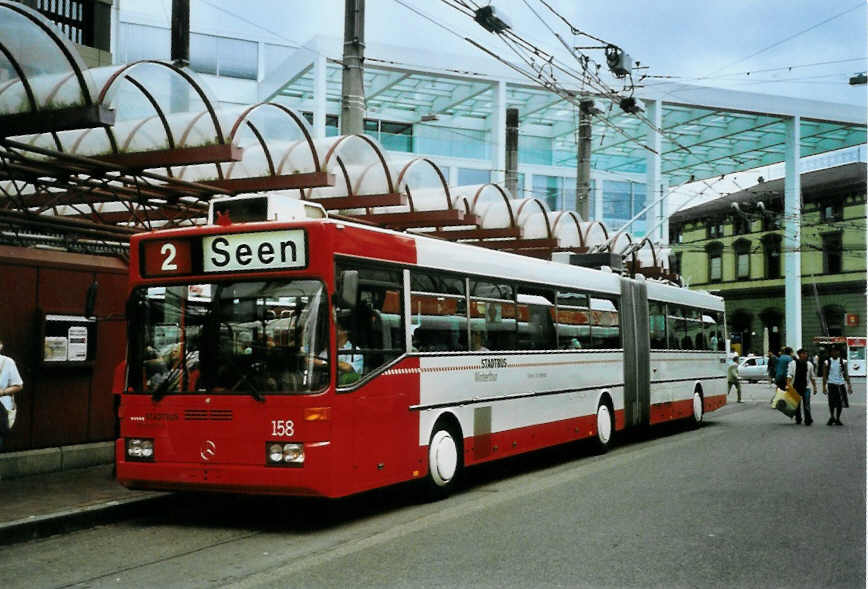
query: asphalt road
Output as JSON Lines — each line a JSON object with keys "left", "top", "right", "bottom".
{"left": 1, "top": 381, "right": 864, "bottom": 589}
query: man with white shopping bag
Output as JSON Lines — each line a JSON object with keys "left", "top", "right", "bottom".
{"left": 786, "top": 348, "right": 817, "bottom": 426}
{"left": 0, "top": 337, "right": 23, "bottom": 451}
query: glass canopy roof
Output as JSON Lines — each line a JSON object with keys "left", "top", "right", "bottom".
{"left": 274, "top": 57, "right": 865, "bottom": 185}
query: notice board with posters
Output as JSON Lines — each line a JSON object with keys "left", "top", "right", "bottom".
{"left": 40, "top": 313, "right": 97, "bottom": 366}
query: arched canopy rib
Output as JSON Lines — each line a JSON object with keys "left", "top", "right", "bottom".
{"left": 550, "top": 210, "right": 584, "bottom": 249}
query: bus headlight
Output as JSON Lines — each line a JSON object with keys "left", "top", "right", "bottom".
{"left": 268, "top": 443, "right": 284, "bottom": 463}
{"left": 126, "top": 438, "right": 155, "bottom": 462}
{"left": 282, "top": 443, "right": 304, "bottom": 464}
{"left": 265, "top": 442, "right": 304, "bottom": 466}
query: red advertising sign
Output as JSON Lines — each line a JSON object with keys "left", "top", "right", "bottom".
{"left": 846, "top": 313, "right": 859, "bottom": 327}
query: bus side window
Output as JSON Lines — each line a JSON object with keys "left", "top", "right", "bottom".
{"left": 335, "top": 261, "right": 405, "bottom": 379}
{"left": 410, "top": 270, "right": 467, "bottom": 352}
{"left": 668, "top": 304, "right": 686, "bottom": 350}
{"left": 685, "top": 307, "right": 703, "bottom": 350}
{"left": 710, "top": 311, "right": 725, "bottom": 350}
{"left": 516, "top": 287, "right": 556, "bottom": 351}
{"left": 556, "top": 291, "right": 590, "bottom": 349}
{"left": 590, "top": 296, "right": 620, "bottom": 349}
{"left": 702, "top": 311, "right": 722, "bottom": 351}
{"left": 470, "top": 279, "right": 516, "bottom": 351}
{"left": 649, "top": 301, "right": 667, "bottom": 349}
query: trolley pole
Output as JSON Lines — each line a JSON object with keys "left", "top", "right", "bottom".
{"left": 170, "top": 0, "right": 190, "bottom": 113}
{"left": 505, "top": 107, "right": 519, "bottom": 198}
{"left": 575, "top": 100, "right": 593, "bottom": 219}
{"left": 341, "top": 0, "right": 366, "bottom": 136}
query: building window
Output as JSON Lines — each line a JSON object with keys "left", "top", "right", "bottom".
{"left": 669, "top": 226, "right": 683, "bottom": 244}
{"left": 822, "top": 232, "right": 843, "bottom": 274}
{"left": 707, "top": 221, "right": 724, "bottom": 239}
{"left": 761, "top": 213, "right": 782, "bottom": 231}
{"left": 732, "top": 214, "right": 750, "bottom": 235}
{"left": 602, "top": 180, "right": 648, "bottom": 236}
{"left": 706, "top": 242, "right": 723, "bottom": 282}
{"left": 733, "top": 239, "right": 751, "bottom": 279}
{"left": 119, "top": 23, "right": 170, "bottom": 62}
{"left": 190, "top": 33, "right": 258, "bottom": 80}
{"left": 820, "top": 201, "right": 843, "bottom": 222}
{"left": 762, "top": 234, "right": 781, "bottom": 279}
{"left": 533, "top": 175, "right": 563, "bottom": 210}
{"left": 364, "top": 119, "right": 413, "bottom": 152}
{"left": 671, "top": 252, "right": 682, "bottom": 275}
{"left": 518, "top": 134, "right": 554, "bottom": 165}
{"left": 822, "top": 305, "right": 845, "bottom": 337}
{"left": 457, "top": 168, "right": 491, "bottom": 185}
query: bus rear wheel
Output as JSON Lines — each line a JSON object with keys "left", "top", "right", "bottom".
{"left": 425, "top": 425, "right": 462, "bottom": 499}
{"left": 691, "top": 391, "right": 704, "bottom": 428}
{"left": 594, "top": 402, "right": 614, "bottom": 453}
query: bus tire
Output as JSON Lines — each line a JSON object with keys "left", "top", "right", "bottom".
{"left": 593, "top": 400, "right": 614, "bottom": 453}
{"left": 690, "top": 389, "right": 704, "bottom": 428}
{"left": 425, "top": 421, "right": 462, "bottom": 499}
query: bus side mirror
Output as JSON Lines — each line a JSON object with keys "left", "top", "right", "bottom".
{"left": 125, "top": 291, "right": 145, "bottom": 321}
{"left": 338, "top": 270, "right": 359, "bottom": 309}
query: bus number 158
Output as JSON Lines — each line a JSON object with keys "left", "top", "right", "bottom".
{"left": 271, "top": 420, "right": 295, "bottom": 437}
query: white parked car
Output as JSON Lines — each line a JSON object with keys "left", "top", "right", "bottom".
{"left": 737, "top": 355, "right": 769, "bottom": 383}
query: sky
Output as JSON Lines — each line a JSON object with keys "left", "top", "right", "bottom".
{"left": 183, "top": 0, "right": 868, "bottom": 107}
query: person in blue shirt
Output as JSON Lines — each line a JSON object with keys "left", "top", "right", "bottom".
{"left": 774, "top": 346, "right": 793, "bottom": 391}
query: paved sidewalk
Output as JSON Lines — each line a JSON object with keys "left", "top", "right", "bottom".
{"left": 0, "top": 464, "right": 167, "bottom": 545}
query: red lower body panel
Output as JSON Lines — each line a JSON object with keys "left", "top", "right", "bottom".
{"left": 461, "top": 414, "right": 598, "bottom": 468}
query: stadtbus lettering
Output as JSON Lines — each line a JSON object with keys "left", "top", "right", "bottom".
{"left": 481, "top": 357, "right": 508, "bottom": 369}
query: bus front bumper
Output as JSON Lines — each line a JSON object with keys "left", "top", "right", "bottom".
{"left": 115, "top": 440, "right": 336, "bottom": 497}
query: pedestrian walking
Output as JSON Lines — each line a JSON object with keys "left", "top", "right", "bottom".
{"left": 727, "top": 354, "right": 743, "bottom": 402}
{"left": 774, "top": 346, "right": 793, "bottom": 391}
{"left": 0, "top": 337, "right": 24, "bottom": 451}
{"left": 786, "top": 348, "right": 816, "bottom": 425}
{"left": 767, "top": 350, "right": 778, "bottom": 384}
{"left": 822, "top": 346, "right": 853, "bottom": 426}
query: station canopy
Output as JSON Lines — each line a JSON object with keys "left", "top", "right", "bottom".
{"left": 268, "top": 37, "right": 866, "bottom": 184}
{"left": 0, "top": 4, "right": 864, "bottom": 273}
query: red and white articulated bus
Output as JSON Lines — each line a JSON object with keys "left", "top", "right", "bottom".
{"left": 116, "top": 196, "right": 727, "bottom": 498}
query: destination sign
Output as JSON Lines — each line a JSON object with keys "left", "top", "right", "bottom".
{"left": 202, "top": 229, "right": 307, "bottom": 273}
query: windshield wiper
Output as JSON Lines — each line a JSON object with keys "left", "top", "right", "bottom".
{"left": 220, "top": 355, "right": 265, "bottom": 402}
{"left": 237, "top": 370, "right": 265, "bottom": 403}
{"left": 151, "top": 367, "right": 178, "bottom": 402}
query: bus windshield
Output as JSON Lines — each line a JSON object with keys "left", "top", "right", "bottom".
{"left": 127, "top": 280, "right": 330, "bottom": 397}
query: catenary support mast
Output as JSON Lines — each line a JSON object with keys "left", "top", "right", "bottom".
{"left": 784, "top": 115, "right": 802, "bottom": 349}
{"left": 341, "top": 0, "right": 366, "bottom": 135}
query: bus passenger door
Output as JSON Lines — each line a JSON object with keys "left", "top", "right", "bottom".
{"left": 336, "top": 262, "right": 410, "bottom": 491}
{"left": 621, "top": 279, "right": 650, "bottom": 427}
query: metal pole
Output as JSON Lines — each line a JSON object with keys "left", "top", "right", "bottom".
{"left": 170, "top": 0, "right": 189, "bottom": 67}
{"left": 505, "top": 107, "right": 519, "bottom": 198}
{"left": 784, "top": 115, "right": 802, "bottom": 349}
{"left": 341, "top": 0, "right": 366, "bottom": 135}
{"left": 170, "top": 0, "right": 190, "bottom": 114}
{"left": 575, "top": 99, "right": 593, "bottom": 219}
